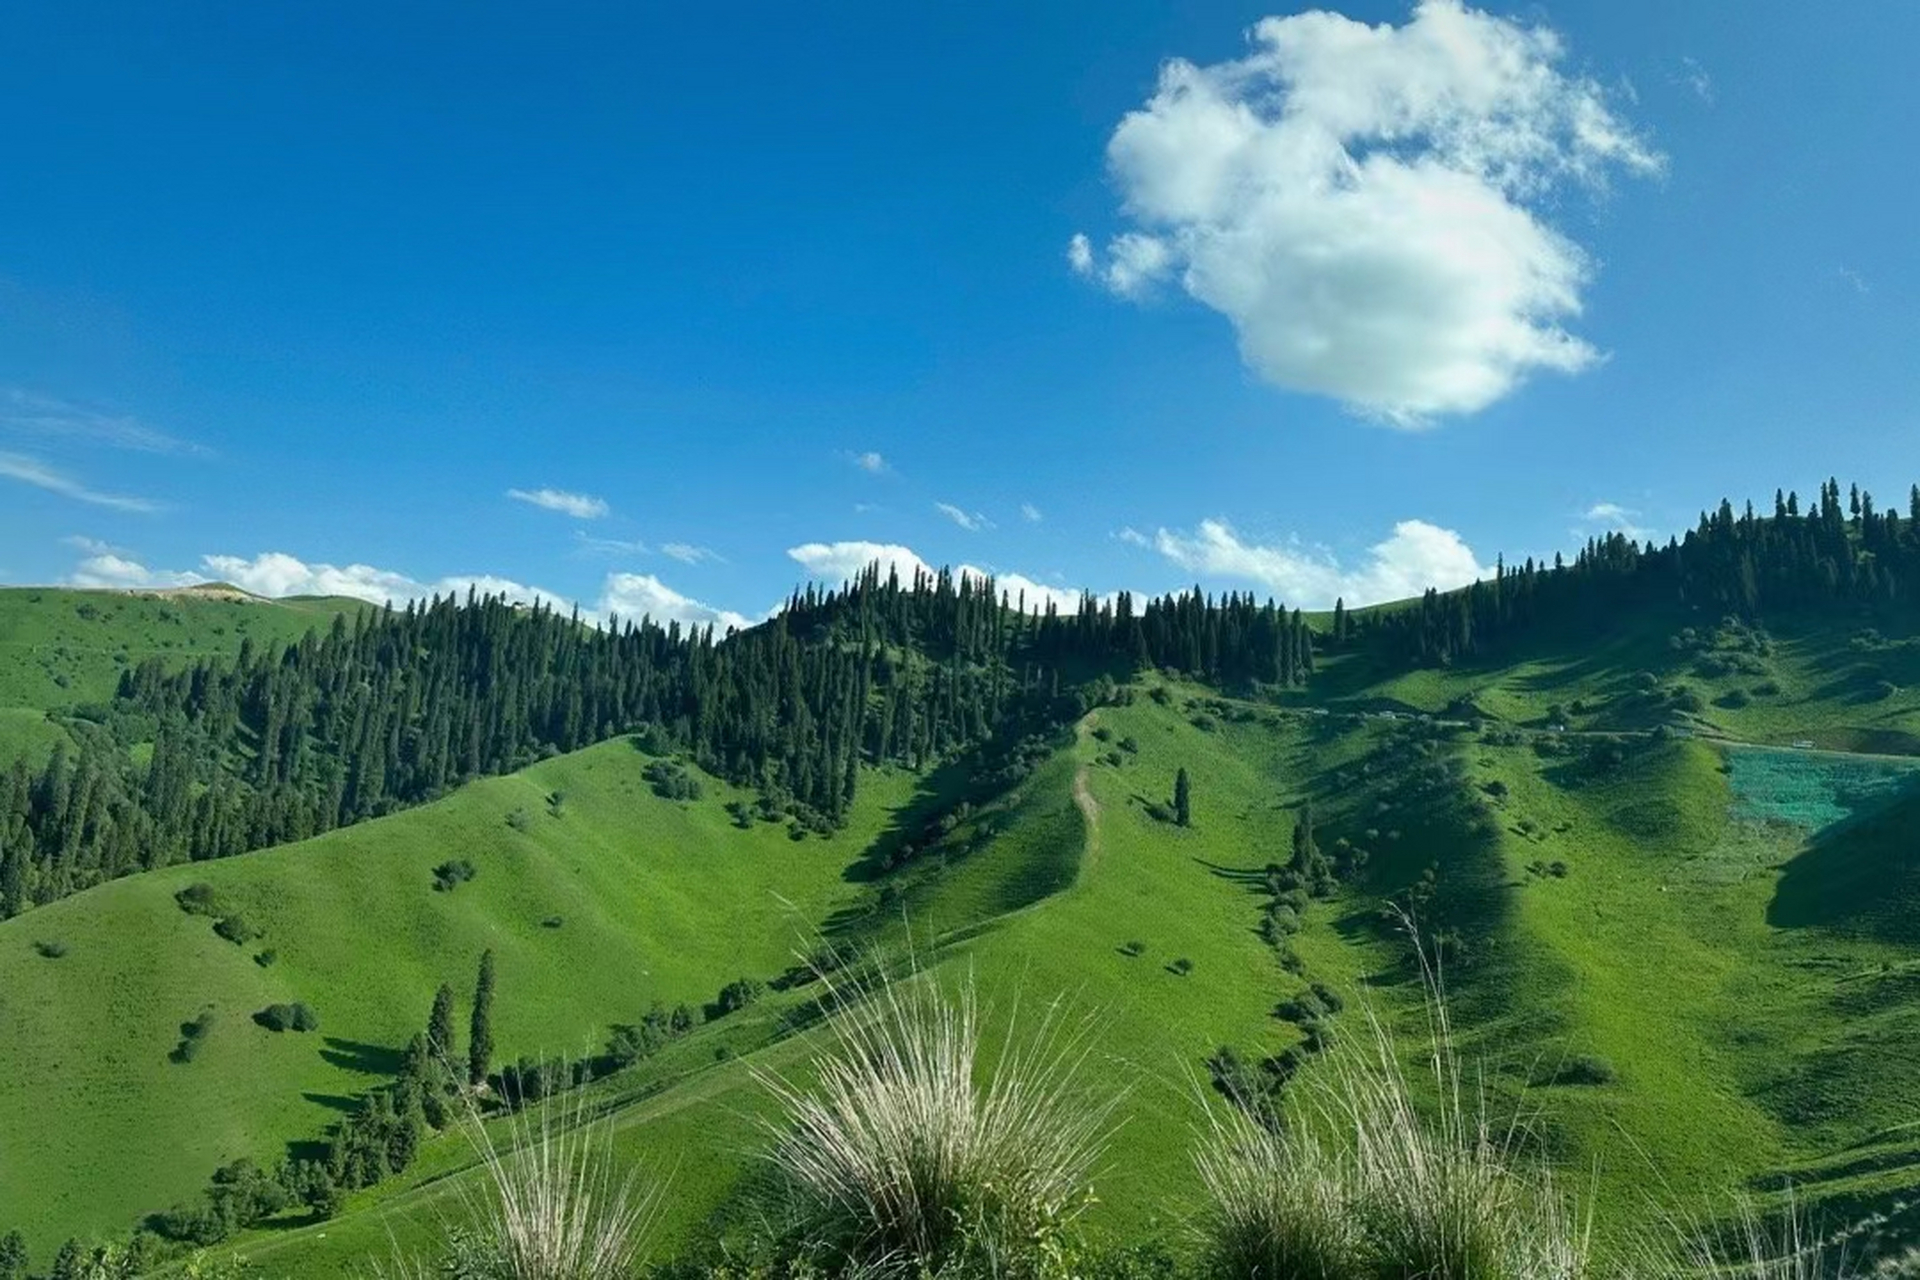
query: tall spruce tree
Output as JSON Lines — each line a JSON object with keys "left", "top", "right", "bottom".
{"left": 426, "top": 982, "right": 457, "bottom": 1064}
{"left": 0, "top": 1231, "right": 27, "bottom": 1280}
{"left": 469, "top": 950, "right": 496, "bottom": 1087}
{"left": 1174, "top": 767, "right": 1192, "bottom": 828}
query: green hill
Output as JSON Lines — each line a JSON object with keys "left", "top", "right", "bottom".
{"left": 0, "top": 735, "right": 934, "bottom": 1254}
{"left": 0, "top": 586, "right": 361, "bottom": 761}
{"left": 11, "top": 493, "right": 1920, "bottom": 1273}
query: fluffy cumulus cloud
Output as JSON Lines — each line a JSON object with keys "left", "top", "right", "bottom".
{"left": 788, "top": 540, "right": 933, "bottom": 587}
{"left": 1073, "top": 0, "right": 1661, "bottom": 424}
{"left": 69, "top": 554, "right": 205, "bottom": 590}
{"left": 597, "top": 572, "right": 752, "bottom": 632}
{"left": 73, "top": 549, "right": 572, "bottom": 609}
{"left": 507, "top": 487, "right": 610, "bottom": 519}
{"left": 849, "top": 450, "right": 890, "bottom": 474}
{"left": 65, "top": 546, "right": 759, "bottom": 634}
{"left": 786, "top": 541, "right": 1088, "bottom": 614}
{"left": 1150, "top": 518, "right": 1492, "bottom": 607}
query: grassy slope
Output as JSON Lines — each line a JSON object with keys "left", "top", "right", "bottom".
{"left": 13, "top": 591, "right": 1920, "bottom": 1269}
{"left": 0, "top": 736, "right": 931, "bottom": 1254}
{"left": 0, "top": 586, "right": 360, "bottom": 761}
{"left": 221, "top": 690, "right": 1363, "bottom": 1273}
{"left": 1310, "top": 611, "right": 1920, "bottom": 752}
{"left": 231, "top": 679, "right": 1920, "bottom": 1274}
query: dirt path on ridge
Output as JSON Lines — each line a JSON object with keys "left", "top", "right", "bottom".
{"left": 1073, "top": 712, "right": 1102, "bottom": 870}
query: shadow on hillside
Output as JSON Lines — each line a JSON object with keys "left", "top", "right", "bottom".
{"left": 301, "top": 1090, "right": 361, "bottom": 1114}
{"left": 840, "top": 756, "right": 974, "bottom": 887}
{"left": 1768, "top": 787, "right": 1920, "bottom": 944}
{"left": 319, "top": 1036, "right": 402, "bottom": 1076}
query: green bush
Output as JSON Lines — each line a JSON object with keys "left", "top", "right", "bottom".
{"left": 213, "top": 914, "right": 262, "bottom": 946}
{"left": 174, "top": 883, "right": 222, "bottom": 917}
{"left": 432, "top": 858, "right": 478, "bottom": 892}
{"left": 32, "top": 939, "right": 67, "bottom": 959}
{"left": 171, "top": 1010, "right": 216, "bottom": 1064}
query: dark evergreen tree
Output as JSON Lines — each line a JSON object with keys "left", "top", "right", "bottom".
{"left": 426, "top": 982, "right": 457, "bottom": 1064}
{"left": 48, "top": 1238, "right": 83, "bottom": 1280}
{"left": 1174, "top": 767, "right": 1192, "bottom": 828}
{"left": 0, "top": 1231, "right": 25, "bottom": 1280}
{"left": 469, "top": 949, "right": 496, "bottom": 1087}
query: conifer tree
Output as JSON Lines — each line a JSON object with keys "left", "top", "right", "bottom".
{"left": 0, "top": 1231, "right": 27, "bottom": 1280}
{"left": 427, "top": 982, "right": 457, "bottom": 1064}
{"left": 1174, "top": 767, "right": 1192, "bottom": 828}
{"left": 468, "top": 949, "right": 496, "bottom": 1087}
{"left": 48, "top": 1239, "right": 82, "bottom": 1280}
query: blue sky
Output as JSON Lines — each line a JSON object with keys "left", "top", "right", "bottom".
{"left": 2, "top": 0, "right": 1915, "bottom": 627}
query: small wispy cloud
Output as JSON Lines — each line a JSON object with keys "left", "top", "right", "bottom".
{"left": 1115, "top": 527, "right": 1150, "bottom": 548}
{"left": 1066, "top": 234, "right": 1094, "bottom": 275}
{"left": 1675, "top": 56, "right": 1714, "bottom": 104}
{"left": 63, "top": 534, "right": 125, "bottom": 556}
{"left": 0, "top": 452, "right": 161, "bottom": 512}
{"left": 1582, "top": 501, "right": 1651, "bottom": 542}
{"left": 935, "top": 502, "right": 993, "bottom": 532}
{"left": 1837, "top": 266, "right": 1871, "bottom": 296}
{"left": 2, "top": 389, "right": 211, "bottom": 457}
{"left": 1020, "top": 502, "right": 1043, "bottom": 523}
{"left": 508, "top": 487, "right": 610, "bottom": 519}
{"left": 661, "top": 542, "right": 723, "bottom": 565}
{"left": 849, "top": 450, "right": 890, "bottom": 475}
{"left": 574, "top": 531, "right": 648, "bottom": 557}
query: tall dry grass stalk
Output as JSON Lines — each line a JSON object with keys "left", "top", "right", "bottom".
{"left": 1195, "top": 921, "right": 1595, "bottom": 1280}
{"left": 756, "top": 971, "right": 1118, "bottom": 1276}
{"left": 376, "top": 1079, "right": 659, "bottom": 1280}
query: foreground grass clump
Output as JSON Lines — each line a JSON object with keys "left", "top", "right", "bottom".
{"left": 755, "top": 975, "right": 1117, "bottom": 1278}
{"left": 379, "top": 1087, "right": 658, "bottom": 1280}
{"left": 1193, "top": 976, "right": 1859, "bottom": 1280}
{"left": 1196, "top": 994, "right": 1589, "bottom": 1280}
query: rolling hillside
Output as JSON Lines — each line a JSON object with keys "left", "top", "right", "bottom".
{"left": 7, "top": 568, "right": 1920, "bottom": 1272}
{"left": 0, "top": 586, "right": 362, "bottom": 763}
{"left": 218, "top": 676, "right": 1920, "bottom": 1275}
{"left": 0, "top": 735, "right": 934, "bottom": 1254}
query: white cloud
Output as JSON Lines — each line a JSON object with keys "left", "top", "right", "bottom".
{"left": 68, "top": 548, "right": 572, "bottom": 610}
{"left": 849, "top": 450, "right": 890, "bottom": 474}
{"left": 786, "top": 540, "right": 1089, "bottom": 614}
{"left": 1076, "top": 0, "right": 1661, "bottom": 424}
{"left": 1581, "top": 501, "right": 1650, "bottom": 542}
{"left": 789, "top": 540, "right": 933, "bottom": 586}
{"left": 575, "top": 531, "right": 649, "bottom": 556}
{"left": 1676, "top": 56, "right": 1714, "bottom": 105}
{"left": 507, "top": 487, "right": 611, "bottom": 519}
{"left": 3, "top": 389, "right": 210, "bottom": 456}
{"left": 1066, "top": 233, "right": 1094, "bottom": 274}
{"left": 1152, "top": 517, "right": 1492, "bottom": 607}
{"left": 1837, "top": 266, "right": 1871, "bottom": 297}
{"left": 935, "top": 502, "right": 994, "bottom": 532}
{"left": 598, "top": 573, "right": 752, "bottom": 632}
{"left": 1021, "top": 502, "right": 1044, "bottom": 523}
{"left": 1115, "top": 526, "right": 1151, "bottom": 548}
{"left": 64, "top": 543, "right": 765, "bottom": 634}
{"left": 661, "top": 542, "right": 722, "bottom": 565}
{"left": 0, "top": 451, "right": 161, "bottom": 512}
{"left": 69, "top": 554, "right": 206, "bottom": 590}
